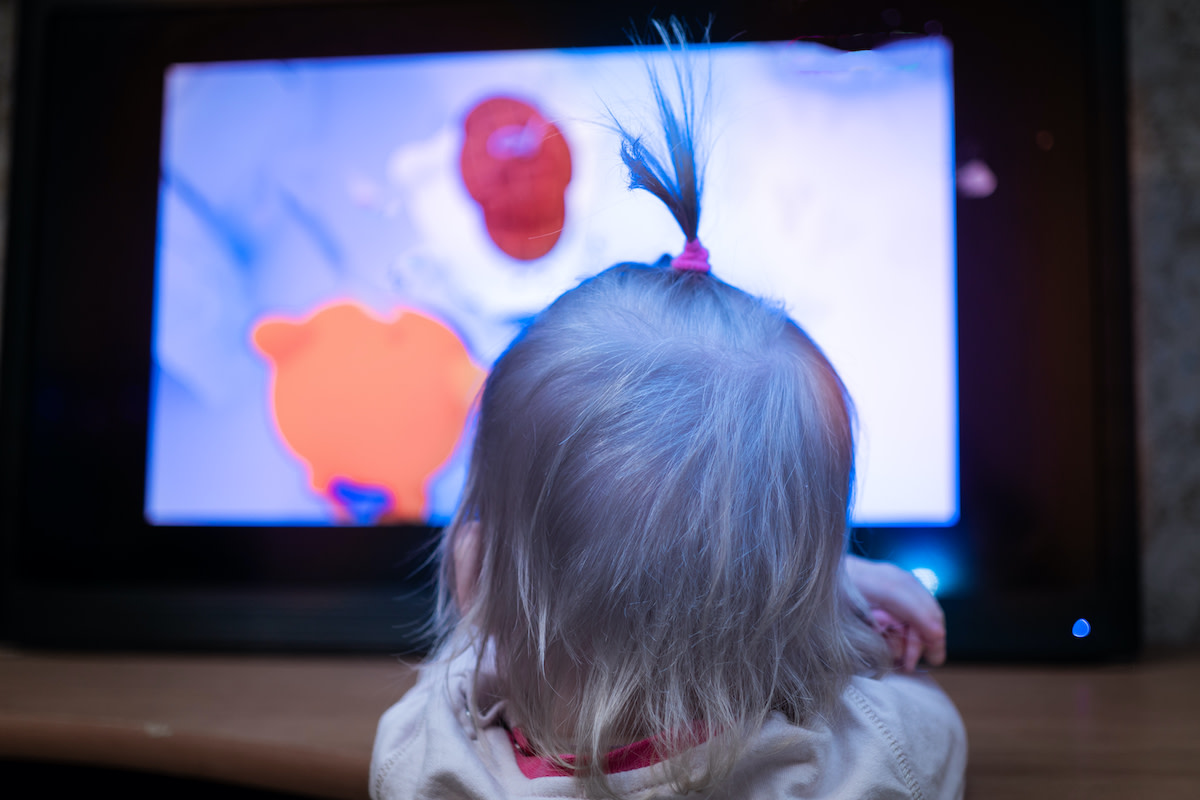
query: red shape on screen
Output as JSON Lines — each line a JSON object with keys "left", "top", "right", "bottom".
{"left": 460, "top": 96, "right": 572, "bottom": 261}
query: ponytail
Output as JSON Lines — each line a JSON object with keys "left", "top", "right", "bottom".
{"left": 614, "top": 19, "right": 709, "bottom": 252}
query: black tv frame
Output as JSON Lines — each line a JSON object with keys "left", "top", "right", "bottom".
{"left": 1, "top": 0, "right": 1137, "bottom": 658}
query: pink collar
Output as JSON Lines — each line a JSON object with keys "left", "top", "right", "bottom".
{"left": 509, "top": 726, "right": 698, "bottom": 779}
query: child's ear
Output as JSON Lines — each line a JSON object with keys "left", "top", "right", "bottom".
{"left": 452, "top": 520, "right": 482, "bottom": 610}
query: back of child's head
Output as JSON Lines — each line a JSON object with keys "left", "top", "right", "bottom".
{"left": 438, "top": 20, "right": 888, "bottom": 795}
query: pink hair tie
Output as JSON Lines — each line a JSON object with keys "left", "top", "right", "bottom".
{"left": 671, "top": 238, "right": 710, "bottom": 273}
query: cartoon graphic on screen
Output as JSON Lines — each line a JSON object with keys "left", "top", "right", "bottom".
{"left": 252, "top": 302, "right": 485, "bottom": 524}
{"left": 146, "top": 41, "right": 959, "bottom": 528}
{"left": 460, "top": 96, "right": 572, "bottom": 261}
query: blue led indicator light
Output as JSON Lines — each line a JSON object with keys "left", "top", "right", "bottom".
{"left": 1072, "top": 618, "right": 1091, "bottom": 638}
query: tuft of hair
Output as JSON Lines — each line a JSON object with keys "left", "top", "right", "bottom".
{"left": 612, "top": 17, "right": 708, "bottom": 242}
{"left": 437, "top": 264, "right": 890, "bottom": 796}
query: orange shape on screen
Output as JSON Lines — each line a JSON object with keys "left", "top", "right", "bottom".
{"left": 252, "top": 302, "right": 485, "bottom": 523}
{"left": 460, "top": 96, "right": 572, "bottom": 261}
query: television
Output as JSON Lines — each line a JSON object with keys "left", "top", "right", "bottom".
{"left": 1, "top": 0, "right": 1137, "bottom": 658}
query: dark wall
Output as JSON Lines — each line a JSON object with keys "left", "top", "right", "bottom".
{"left": 1128, "top": 2, "right": 1200, "bottom": 646}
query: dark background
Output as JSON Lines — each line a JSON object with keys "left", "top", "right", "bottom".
{"left": 0, "top": 0, "right": 1193, "bottom": 651}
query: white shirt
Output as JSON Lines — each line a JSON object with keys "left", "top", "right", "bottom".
{"left": 371, "top": 646, "right": 966, "bottom": 800}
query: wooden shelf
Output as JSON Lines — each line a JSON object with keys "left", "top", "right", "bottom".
{"left": 3, "top": 646, "right": 1199, "bottom": 799}
{"left": 937, "top": 651, "right": 1200, "bottom": 799}
{"left": 0, "top": 648, "right": 417, "bottom": 800}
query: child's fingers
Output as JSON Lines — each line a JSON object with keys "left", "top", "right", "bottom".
{"left": 881, "top": 619, "right": 932, "bottom": 673}
{"left": 853, "top": 558, "right": 946, "bottom": 665}
{"left": 903, "top": 611, "right": 945, "bottom": 669}
{"left": 892, "top": 571, "right": 944, "bottom": 638}
{"left": 922, "top": 623, "right": 947, "bottom": 667}
{"left": 903, "top": 627, "right": 923, "bottom": 672}
{"left": 856, "top": 561, "right": 947, "bottom": 669}
{"left": 871, "top": 610, "right": 908, "bottom": 666}
{"left": 905, "top": 598, "right": 946, "bottom": 668}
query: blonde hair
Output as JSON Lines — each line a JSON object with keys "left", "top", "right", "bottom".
{"left": 436, "top": 20, "right": 889, "bottom": 797}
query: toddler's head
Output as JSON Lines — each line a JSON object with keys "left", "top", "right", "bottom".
{"left": 438, "top": 24, "right": 887, "bottom": 793}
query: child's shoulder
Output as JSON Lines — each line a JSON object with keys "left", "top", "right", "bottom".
{"left": 846, "top": 670, "right": 966, "bottom": 740}
{"left": 839, "top": 671, "right": 967, "bottom": 799}
{"left": 644, "top": 672, "right": 966, "bottom": 800}
{"left": 370, "top": 653, "right": 966, "bottom": 800}
{"left": 738, "top": 671, "right": 966, "bottom": 800}
{"left": 369, "top": 648, "right": 507, "bottom": 800}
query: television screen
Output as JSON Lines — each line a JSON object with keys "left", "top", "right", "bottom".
{"left": 146, "top": 40, "right": 958, "bottom": 530}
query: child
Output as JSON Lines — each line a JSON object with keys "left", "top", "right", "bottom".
{"left": 371, "top": 25, "right": 966, "bottom": 800}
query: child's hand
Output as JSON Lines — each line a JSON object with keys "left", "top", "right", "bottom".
{"left": 845, "top": 555, "right": 946, "bottom": 671}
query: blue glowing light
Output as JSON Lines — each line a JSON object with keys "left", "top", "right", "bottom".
{"left": 891, "top": 548, "right": 960, "bottom": 597}
{"left": 911, "top": 567, "right": 940, "bottom": 596}
{"left": 1072, "top": 618, "right": 1091, "bottom": 638}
